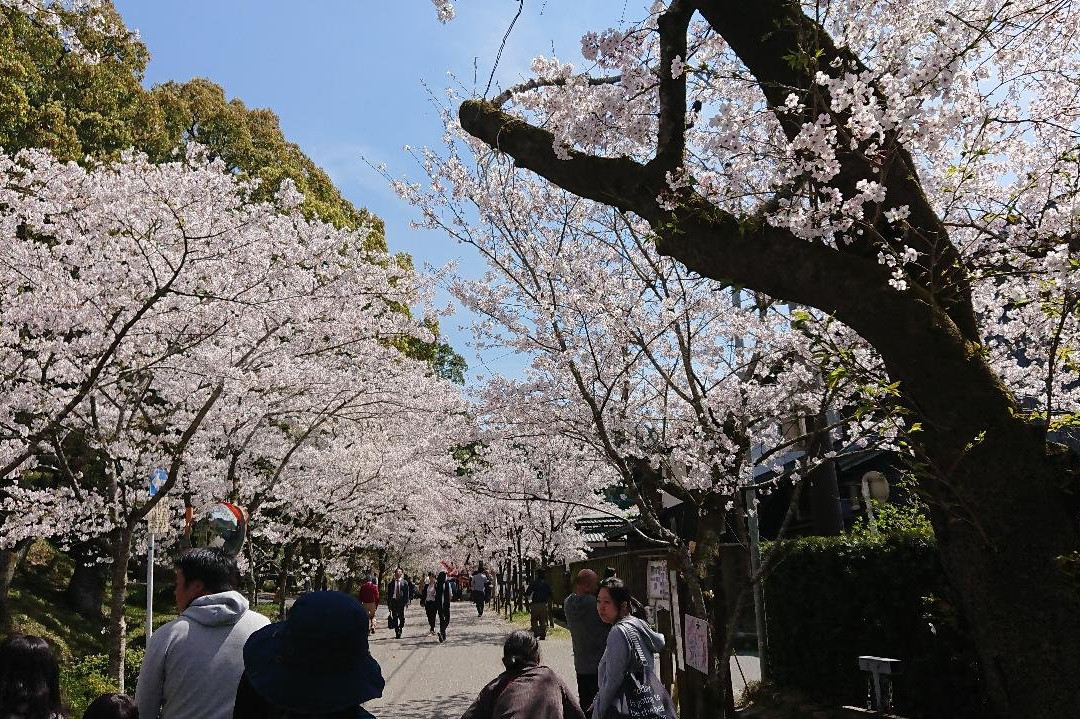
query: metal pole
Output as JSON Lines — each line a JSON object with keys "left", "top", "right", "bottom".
{"left": 146, "top": 531, "right": 154, "bottom": 640}
{"left": 746, "top": 487, "right": 768, "bottom": 682}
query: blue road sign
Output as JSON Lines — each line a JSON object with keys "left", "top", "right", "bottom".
{"left": 149, "top": 468, "right": 168, "bottom": 497}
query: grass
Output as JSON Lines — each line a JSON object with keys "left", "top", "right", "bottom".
{"left": 6, "top": 541, "right": 179, "bottom": 661}
{"left": 501, "top": 608, "right": 571, "bottom": 640}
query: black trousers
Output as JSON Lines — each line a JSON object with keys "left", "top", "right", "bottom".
{"left": 471, "top": 589, "right": 486, "bottom": 616}
{"left": 576, "top": 672, "right": 599, "bottom": 717}
{"left": 438, "top": 602, "right": 450, "bottom": 634}
{"left": 389, "top": 600, "right": 406, "bottom": 633}
{"left": 425, "top": 601, "right": 438, "bottom": 630}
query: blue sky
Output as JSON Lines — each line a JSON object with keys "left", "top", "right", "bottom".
{"left": 111, "top": 1, "right": 643, "bottom": 383}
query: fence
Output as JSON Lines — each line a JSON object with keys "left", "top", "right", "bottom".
{"left": 546, "top": 549, "right": 671, "bottom": 616}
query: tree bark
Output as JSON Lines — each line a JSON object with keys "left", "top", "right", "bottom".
{"left": 0, "top": 539, "right": 32, "bottom": 629}
{"left": 276, "top": 542, "right": 295, "bottom": 620}
{"left": 64, "top": 539, "right": 109, "bottom": 622}
{"left": 106, "top": 524, "right": 134, "bottom": 689}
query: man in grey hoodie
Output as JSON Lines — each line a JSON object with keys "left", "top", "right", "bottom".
{"left": 563, "top": 569, "right": 610, "bottom": 716}
{"left": 135, "top": 548, "right": 269, "bottom": 719}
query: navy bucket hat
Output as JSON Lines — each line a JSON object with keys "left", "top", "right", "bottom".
{"left": 243, "top": 591, "right": 385, "bottom": 714}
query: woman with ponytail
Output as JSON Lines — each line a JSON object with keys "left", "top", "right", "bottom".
{"left": 459, "top": 631, "right": 584, "bottom": 719}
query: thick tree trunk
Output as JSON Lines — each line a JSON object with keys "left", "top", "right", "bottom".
{"left": 275, "top": 543, "right": 295, "bottom": 619}
{"left": 686, "top": 506, "right": 727, "bottom": 718}
{"left": 106, "top": 524, "right": 134, "bottom": 688}
{"left": 0, "top": 539, "right": 32, "bottom": 628}
{"left": 921, "top": 428, "right": 1080, "bottom": 718}
{"left": 64, "top": 539, "right": 109, "bottom": 622}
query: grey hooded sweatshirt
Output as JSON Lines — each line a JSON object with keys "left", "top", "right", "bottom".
{"left": 135, "top": 591, "right": 269, "bottom": 719}
{"left": 592, "top": 615, "right": 666, "bottom": 719}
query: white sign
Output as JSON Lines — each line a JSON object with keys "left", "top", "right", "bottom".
{"left": 684, "top": 614, "right": 709, "bottom": 674}
{"left": 647, "top": 560, "right": 670, "bottom": 600}
{"left": 146, "top": 502, "right": 170, "bottom": 534}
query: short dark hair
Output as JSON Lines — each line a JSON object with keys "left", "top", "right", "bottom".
{"left": 174, "top": 548, "right": 237, "bottom": 593}
{"left": 83, "top": 693, "right": 138, "bottom": 719}
{"left": 0, "top": 634, "right": 66, "bottom": 718}
{"left": 502, "top": 630, "right": 540, "bottom": 672}
{"left": 603, "top": 566, "right": 617, "bottom": 579}
{"left": 599, "top": 577, "right": 632, "bottom": 613}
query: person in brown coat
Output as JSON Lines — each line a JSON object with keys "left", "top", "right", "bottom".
{"left": 460, "top": 631, "right": 585, "bottom": 719}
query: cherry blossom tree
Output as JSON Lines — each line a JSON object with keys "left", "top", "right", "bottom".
{"left": 394, "top": 121, "right": 897, "bottom": 710}
{"left": 444, "top": 2, "right": 1080, "bottom": 715}
{"left": 0, "top": 146, "right": 460, "bottom": 684}
{"left": 456, "top": 436, "right": 619, "bottom": 602}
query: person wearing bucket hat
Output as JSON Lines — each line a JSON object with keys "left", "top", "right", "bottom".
{"left": 233, "top": 592, "right": 385, "bottom": 719}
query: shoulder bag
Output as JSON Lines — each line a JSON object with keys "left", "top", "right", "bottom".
{"left": 604, "top": 623, "right": 676, "bottom": 719}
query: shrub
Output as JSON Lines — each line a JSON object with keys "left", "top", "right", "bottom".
{"left": 61, "top": 648, "right": 144, "bottom": 717}
{"left": 762, "top": 527, "right": 986, "bottom": 718}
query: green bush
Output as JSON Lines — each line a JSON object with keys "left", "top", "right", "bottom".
{"left": 60, "top": 647, "right": 144, "bottom": 717}
{"left": 762, "top": 526, "right": 986, "bottom": 718}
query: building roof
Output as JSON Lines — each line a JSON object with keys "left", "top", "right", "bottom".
{"left": 575, "top": 513, "right": 637, "bottom": 544}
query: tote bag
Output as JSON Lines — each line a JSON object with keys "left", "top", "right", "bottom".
{"left": 605, "top": 623, "right": 677, "bottom": 719}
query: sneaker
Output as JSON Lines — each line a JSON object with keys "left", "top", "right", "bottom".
{"left": 438, "top": 631, "right": 445, "bottom": 642}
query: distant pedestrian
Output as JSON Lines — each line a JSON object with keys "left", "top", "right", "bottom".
{"left": 526, "top": 570, "right": 552, "bottom": 640}
{"left": 83, "top": 693, "right": 138, "bottom": 719}
{"left": 233, "top": 591, "right": 384, "bottom": 718}
{"left": 592, "top": 578, "right": 674, "bottom": 719}
{"left": 460, "top": 631, "right": 584, "bottom": 719}
{"left": 562, "top": 569, "right": 609, "bottom": 716}
{"left": 422, "top": 572, "right": 439, "bottom": 635}
{"left": 434, "top": 571, "right": 452, "bottom": 643}
{"left": 0, "top": 634, "right": 68, "bottom": 719}
{"left": 358, "top": 575, "right": 380, "bottom": 635}
{"left": 386, "top": 568, "right": 410, "bottom": 639}
{"left": 136, "top": 548, "right": 269, "bottom": 719}
{"left": 471, "top": 567, "right": 489, "bottom": 617}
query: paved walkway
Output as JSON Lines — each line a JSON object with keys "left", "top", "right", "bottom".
{"left": 364, "top": 601, "right": 572, "bottom": 718}
{"left": 363, "top": 601, "right": 760, "bottom": 719}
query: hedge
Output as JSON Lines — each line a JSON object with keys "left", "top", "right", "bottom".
{"left": 762, "top": 529, "right": 986, "bottom": 718}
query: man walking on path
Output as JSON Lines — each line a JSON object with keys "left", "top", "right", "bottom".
{"left": 358, "top": 573, "right": 380, "bottom": 634}
{"left": 135, "top": 548, "right": 269, "bottom": 719}
{"left": 422, "top": 571, "right": 439, "bottom": 635}
{"left": 387, "top": 568, "right": 410, "bottom": 639}
{"left": 562, "top": 569, "right": 610, "bottom": 716}
{"left": 471, "top": 566, "right": 489, "bottom": 617}
{"left": 527, "top": 569, "right": 553, "bottom": 640}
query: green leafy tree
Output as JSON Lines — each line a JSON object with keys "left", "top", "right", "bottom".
{"left": 0, "top": 2, "right": 381, "bottom": 246}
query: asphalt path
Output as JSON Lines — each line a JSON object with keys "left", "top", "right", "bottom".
{"left": 362, "top": 600, "right": 760, "bottom": 719}
{"left": 363, "top": 600, "right": 572, "bottom": 719}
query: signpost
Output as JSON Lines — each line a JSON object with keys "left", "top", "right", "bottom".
{"left": 146, "top": 468, "right": 168, "bottom": 640}
{"left": 669, "top": 569, "right": 684, "bottom": 671}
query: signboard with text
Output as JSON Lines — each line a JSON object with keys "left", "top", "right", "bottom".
{"left": 647, "top": 559, "right": 670, "bottom": 600}
{"left": 684, "top": 614, "right": 709, "bottom": 674}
